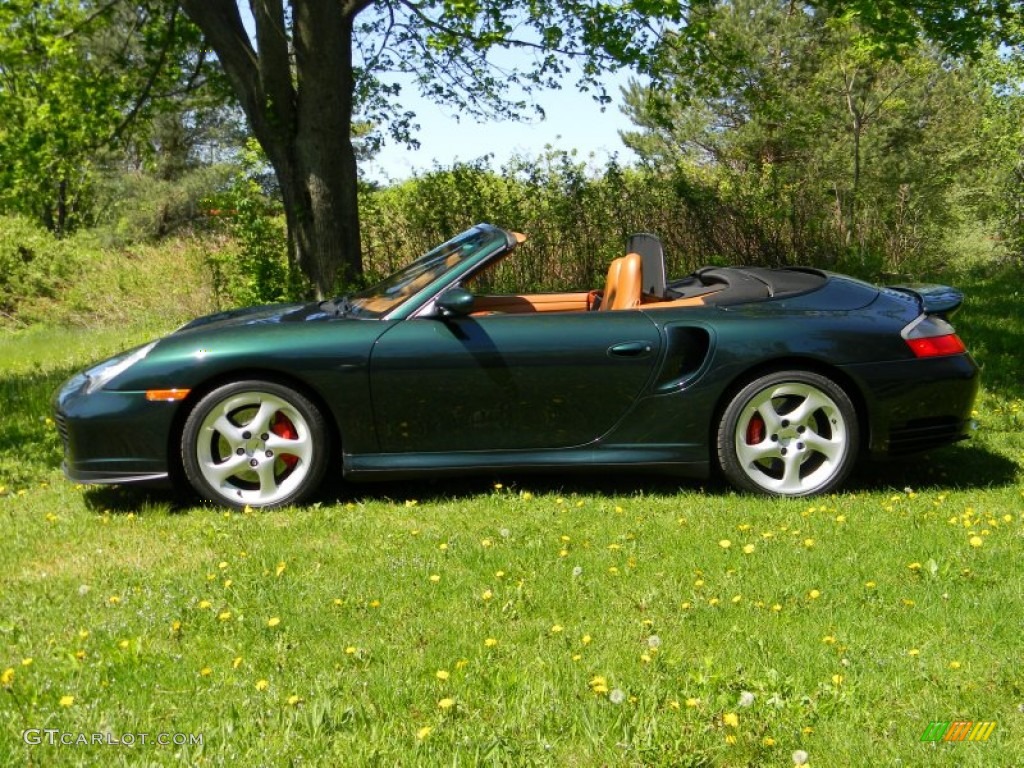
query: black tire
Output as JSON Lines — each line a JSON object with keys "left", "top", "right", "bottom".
{"left": 717, "top": 370, "right": 859, "bottom": 497}
{"left": 181, "top": 380, "right": 329, "bottom": 509}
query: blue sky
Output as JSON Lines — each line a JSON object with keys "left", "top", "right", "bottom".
{"left": 363, "top": 71, "right": 640, "bottom": 182}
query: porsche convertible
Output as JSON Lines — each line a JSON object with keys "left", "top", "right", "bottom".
{"left": 54, "top": 223, "right": 979, "bottom": 508}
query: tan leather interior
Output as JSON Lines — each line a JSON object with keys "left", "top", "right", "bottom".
{"left": 600, "top": 252, "right": 643, "bottom": 311}
{"left": 599, "top": 257, "right": 624, "bottom": 311}
{"left": 643, "top": 289, "right": 723, "bottom": 308}
{"left": 471, "top": 292, "right": 591, "bottom": 315}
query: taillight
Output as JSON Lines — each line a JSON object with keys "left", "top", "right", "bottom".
{"left": 902, "top": 315, "right": 967, "bottom": 358}
{"left": 906, "top": 334, "right": 966, "bottom": 358}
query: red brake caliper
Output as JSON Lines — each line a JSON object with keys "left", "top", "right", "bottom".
{"left": 270, "top": 412, "right": 299, "bottom": 469}
{"left": 746, "top": 413, "right": 766, "bottom": 445}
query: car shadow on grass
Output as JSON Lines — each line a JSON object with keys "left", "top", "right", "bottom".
{"left": 80, "top": 442, "right": 1018, "bottom": 514}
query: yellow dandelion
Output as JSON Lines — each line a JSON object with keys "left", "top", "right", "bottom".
{"left": 969, "top": 536, "right": 983, "bottom": 548}
{"left": 831, "top": 674, "right": 844, "bottom": 685}
{"left": 908, "top": 648, "right": 920, "bottom": 657}
{"left": 275, "top": 561, "right": 286, "bottom": 576}
{"left": 287, "top": 695, "right": 302, "bottom": 706}
{"left": 481, "top": 538, "right": 493, "bottom": 548}
{"left": 865, "top": 581, "right": 876, "bottom": 589}
{"left": 550, "top": 624, "right": 564, "bottom": 634}
{"left": 484, "top": 637, "right": 498, "bottom": 648}
{"left": 218, "top": 611, "right": 232, "bottom": 622}
{"left": 808, "top": 589, "right": 821, "bottom": 600}
{"left": 59, "top": 695, "right": 74, "bottom": 708}
{"left": 74, "top": 650, "right": 86, "bottom": 661}
{"left": 439, "top": 542, "right": 448, "bottom": 551}
{"left": 429, "top": 574, "right": 440, "bottom": 583}
{"left": 369, "top": 600, "right": 381, "bottom": 608}
{"left": 118, "top": 639, "right": 130, "bottom": 650}
{"left": 771, "top": 603, "right": 782, "bottom": 612}
{"left": 20, "top": 658, "right": 32, "bottom": 667}
{"left": 581, "top": 634, "right": 592, "bottom": 645}
{"left": 742, "top": 544, "right": 755, "bottom": 554}
{"left": 725, "top": 734, "right": 737, "bottom": 745}
{"left": 200, "top": 667, "right": 212, "bottom": 676}
{"left": 708, "top": 597, "right": 720, "bottom": 606}
{"left": 718, "top": 539, "right": 732, "bottom": 549}
{"left": 436, "top": 670, "right": 450, "bottom": 681}
{"left": 803, "top": 538, "right": 815, "bottom": 548}
{"left": 948, "top": 661, "right": 961, "bottom": 669}
{"left": 481, "top": 590, "right": 493, "bottom": 601}
{"left": 685, "top": 697, "right": 700, "bottom": 708}
{"left": 438, "top": 697, "right": 455, "bottom": 710}
{"left": 495, "top": 570, "right": 506, "bottom": 579}
{"left": 1, "top": 668, "right": 14, "bottom": 688}
{"left": 232, "top": 657, "right": 243, "bottom": 669}
{"left": 198, "top": 600, "right": 212, "bottom": 610}
{"left": 218, "top": 561, "right": 228, "bottom": 570}
{"left": 108, "top": 595, "right": 121, "bottom": 605}
{"left": 907, "top": 562, "right": 921, "bottom": 571}
{"left": 345, "top": 646, "right": 357, "bottom": 655}
{"left": 723, "top": 712, "right": 739, "bottom": 728}
{"left": 255, "top": 679, "right": 269, "bottom": 691}
{"left": 267, "top": 617, "right": 281, "bottom": 628}
{"left": 822, "top": 635, "right": 837, "bottom": 644}
{"left": 455, "top": 659, "right": 469, "bottom": 670}
{"left": 416, "top": 726, "right": 433, "bottom": 740}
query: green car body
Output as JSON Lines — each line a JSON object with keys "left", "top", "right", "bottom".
{"left": 55, "top": 224, "right": 979, "bottom": 507}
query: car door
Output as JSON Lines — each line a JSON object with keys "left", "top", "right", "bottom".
{"left": 368, "top": 311, "right": 663, "bottom": 453}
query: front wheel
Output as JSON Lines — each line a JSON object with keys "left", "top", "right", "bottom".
{"left": 181, "top": 380, "right": 329, "bottom": 509}
{"left": 717, "top": 370, "right": 859, "bottom": 497}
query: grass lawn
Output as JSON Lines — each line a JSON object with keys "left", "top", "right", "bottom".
{"left": 0, "top": 270, "right": 1021, "bottom": 766}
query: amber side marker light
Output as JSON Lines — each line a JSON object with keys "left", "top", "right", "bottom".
{"left": 906, "top": 334, "right": 966, "bottom": 358}
{"left": 145, "top": 389, "right": 190, "bottom": 402}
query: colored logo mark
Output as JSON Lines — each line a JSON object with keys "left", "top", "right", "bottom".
{"left": 920, "top": 721, "right": 996, "bottom": 742}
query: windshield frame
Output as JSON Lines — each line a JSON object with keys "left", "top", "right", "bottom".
{"left": 348, "top": 224, "right": 515, "bottom": 320}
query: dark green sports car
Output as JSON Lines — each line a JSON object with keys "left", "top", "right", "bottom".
{"left": 54, "top": 223, "right": 979, "bottom": 508}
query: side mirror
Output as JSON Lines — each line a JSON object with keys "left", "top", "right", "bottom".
{"left": 435, "top": 287, "right": 475, "bottom": 317}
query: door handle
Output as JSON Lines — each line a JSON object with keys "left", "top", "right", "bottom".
{"left": 608, "top": 341, "right": 654, "bottom": 358}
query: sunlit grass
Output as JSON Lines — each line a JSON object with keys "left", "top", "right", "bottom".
{"left": 1, "top": 269, "right": 1021, "bottom": 766}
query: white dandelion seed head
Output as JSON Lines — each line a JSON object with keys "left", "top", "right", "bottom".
{"left": 78, "top": 585, "right": 91, "bottom": 596}
{"left": 500, "top": 528, "right": 511, "bottom": 538}
{"left": 572, "top": 566, "right": 583, "bottom": 577}
{"left": 793, "top": 749, "right": 809, "bottom": 765}
{"left": 609, "top": 688, "right": 626, "bottom": 705}
{"left": 647, "top": 635, "right": 661, "bottom": 649}
{"left": 738, "top": 691, "right": 755, "bottom": 707}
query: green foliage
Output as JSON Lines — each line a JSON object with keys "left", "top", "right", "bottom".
{"left": 201, "top": 143, "right": 297, "bottom": 308}
{"left": 0, "top": 216, "right": 84, "bottom": 318}
{"left": 622, "top": 0, "right": 1024, "bottom": 275}
{"left": 0, "top": 1, "right": 226, "bottom": 234}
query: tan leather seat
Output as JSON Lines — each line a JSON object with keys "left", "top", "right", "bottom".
{"left": 607, "top": 252, "right": 643, "bottom": 310}
{"left": 599, "top": 257, "right": 624, "bottom": 311}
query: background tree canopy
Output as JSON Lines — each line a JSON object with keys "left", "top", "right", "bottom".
{"left": 0, "top": 0, "right": 1020, "bottom": 308}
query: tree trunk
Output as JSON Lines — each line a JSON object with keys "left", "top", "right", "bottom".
{"left": 180, "top": 0, "right": 364, "bottom": 299}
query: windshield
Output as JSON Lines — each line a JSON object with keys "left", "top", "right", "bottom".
{"left": 348, "top": 226, "right": 510, "bottom": 317}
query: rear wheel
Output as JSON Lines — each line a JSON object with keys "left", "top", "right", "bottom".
{"left": 717, "top": 370, "right": 858, "bottom": 497}
{"left": 182, "top": 380, "right": 329, "bottom": 509}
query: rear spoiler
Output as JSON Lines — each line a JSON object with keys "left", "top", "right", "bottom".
{"left": 886, "top": 283, "right": 964, "bottom": 318}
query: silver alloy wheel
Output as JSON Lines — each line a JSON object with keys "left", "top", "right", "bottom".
{"left": 732, "top": 380, "right": 850, "bottom": 495}
{"left": 193, "top": 390, "right": 314, "bottom": 507}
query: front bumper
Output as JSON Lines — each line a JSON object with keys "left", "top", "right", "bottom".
{"left": 53, "top": 373, "right": 178, "bottom": 485}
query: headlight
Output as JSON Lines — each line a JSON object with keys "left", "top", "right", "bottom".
{"left": 84, "top": 341, "right": 158, "bottom": 394}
